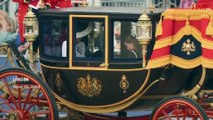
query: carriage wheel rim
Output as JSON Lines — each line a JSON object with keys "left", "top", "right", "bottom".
{"left": 153, "top": 99, "right": 205, "bottom": 120}
{"left": 0, "top": 71, "right": 55, "bottom": 120}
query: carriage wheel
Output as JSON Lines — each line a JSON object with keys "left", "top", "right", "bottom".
{"left": 150, "top": 96, "right": 208, "bottom": 120}
{"left": 0, "top": 68, "right": 58, "bottom": 120}
{"left": 10, "top": 47, "right": 31, "bottom": 70}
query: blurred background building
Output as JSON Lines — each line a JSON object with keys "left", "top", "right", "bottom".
{"left": 0, "top": 0, "right": 17, "bottom": 18}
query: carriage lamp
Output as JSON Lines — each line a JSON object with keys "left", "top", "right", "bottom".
{"left": 136, "top": 11, "right": 152, "bottom": 67}
{"left": 23, "top": 8, "right": 38, "bottom": 63}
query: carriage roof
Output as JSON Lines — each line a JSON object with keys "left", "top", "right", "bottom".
{"left": 39, "top": 7, "right": 164, "bottom": 16}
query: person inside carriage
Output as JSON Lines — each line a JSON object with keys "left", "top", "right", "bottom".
{"left": 75, "top": 37, "right": 86, "bottom": 58}
{"left": 72, "top": 20, "right": 104, "bottom": 60}
{"left": 124, "top": 36, "right": 141, "bottom": 59}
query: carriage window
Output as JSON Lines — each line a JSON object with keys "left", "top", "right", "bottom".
{"left": 73, "top": 18, "right": 105, "bottom": 61}
{"left": 42, "top": 19, "right": 68, "bottom": 58}
{"left": 113, "top": 21, "right": 142, "bottom": 59}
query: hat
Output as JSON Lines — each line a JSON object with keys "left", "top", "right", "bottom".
{"left": 76, "top": 21, "right": 93, "bottom": 38}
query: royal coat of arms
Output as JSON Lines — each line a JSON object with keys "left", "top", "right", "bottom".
{"left": 77, "top": 74, "right": 102, "bottom": 97}
{"left": 182, "top": 39, "right": 196, "bottom": 55}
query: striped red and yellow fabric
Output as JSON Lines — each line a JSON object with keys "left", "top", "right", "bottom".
{"left": 147, "top": 9, "right": 213, "bottom": 69}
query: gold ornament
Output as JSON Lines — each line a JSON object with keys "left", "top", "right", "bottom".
{"left": 55, "top": 73, "right": 63, "bottom": 91}
{"left": 119, "top": 75, "right": 129, "bottom": 93}
{"left": 182, "top": 39, "right": 196, "bottom": 55}
{"left": 77, "top": 74, "right": 102, "bottom": 97}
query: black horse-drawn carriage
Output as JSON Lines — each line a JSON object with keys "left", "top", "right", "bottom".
{"left": 0, "top": 6, "right": 213, "bottom": 120}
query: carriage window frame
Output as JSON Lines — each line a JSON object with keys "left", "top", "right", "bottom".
{"left": 69, "top": 15, "right": 109, "bottom": 68}
{"left": 40, "top": 16, "right": 69, "bottom": 60}
{"left": 111, "top": 19, "right": 142, "bottom": 62}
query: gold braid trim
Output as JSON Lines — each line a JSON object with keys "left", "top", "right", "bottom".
{"left": 202, "top": 58, "right": 213, "bottom": 68}
{"left": 153, "top": 37, "right": 172, "bottom": 49}
{"left": 163, "top": 9, "right": 212, "bottom": 21}
{"left": 172, "top": 26, "right": 202, "bottom": 44}
{"left": 170, "top": 55, "right": 202, "bottom": 69}
{"left": 202, "top": 39, "right": 213, "bottom": 49}
{"left": 206, "top": 14, "right": 213, "bottom": 36}
{"left": 172, "top": 26, "right": 213, "bottom": 49}
{"left": 146, "top": 56, "right": 170, "bottom": 69}
{"left": 164, "top": 15, "right": 175, "bottom": 20}
{"left": 155, "top": 14, "right": 164, "bottom": 37}
{"left": 153, "top": 25, "right": 213, "bottom": 50}
{"left": 164, "top": 14, "right": 210, "bottom": 21}
{"left": 147, "top": 55, "right": 213, "bottom": 69}
{"left": 155, "top": 9, "right": 213, "bottom": 37}
{"left": 147, "top": 55, "right": 202, "bottom": 69}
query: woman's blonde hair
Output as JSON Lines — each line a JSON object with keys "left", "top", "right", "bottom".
{"left": 0, "top": 10, "right": 8, "bottom": 18}
{"left": 5, "top": 17, "right": 15, "bottom": 33}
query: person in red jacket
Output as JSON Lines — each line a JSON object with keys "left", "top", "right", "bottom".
{"left": 196, "top": 0, "right": 213, "bottom": 9}
{"left": 29, "top": 0, "right": 51, "bottom": 9}
{"left": 51, "top": 0, "right": 72, "bottom": 8}
{"left": 12, "top": 0, "right": 28, "bottom": 42}
{"left": 12, "top": 0, "right": 52, "bottom": 42}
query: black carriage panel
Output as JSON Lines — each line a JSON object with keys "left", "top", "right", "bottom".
{"left": 41, "top": 66, "right": 150, "bottom": 106}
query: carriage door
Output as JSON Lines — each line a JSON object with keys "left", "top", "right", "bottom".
{"left": 70, "top": 15, "right": 108, "bottom": 68}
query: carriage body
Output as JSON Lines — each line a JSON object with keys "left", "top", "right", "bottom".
{"left": 37, "top": 7, "right": 212, "bottom": 114}
{"left": 1, "top": 6, "right": 213, "bottom": 120}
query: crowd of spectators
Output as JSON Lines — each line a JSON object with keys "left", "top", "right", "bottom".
{"left": 0, "top": 10, "right": 29, "bottom": 53}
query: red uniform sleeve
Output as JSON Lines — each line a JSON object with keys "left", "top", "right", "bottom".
{"left": 12, "top": 0, "right": 18, "bottom": 2}
{"left": 12, "top": 0, "right": 29, "bottom": 3}
{"left": 68, "top": 0, "right": 72, "bottom": 7}
{"left": 197, "top": 0, "right": 213, "bottom": 9}
{"left": 50, "top": 0, "right": 58, "bottom": 4}
{"left": 12, "top": 0, "right": 29, "bottom": 42}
